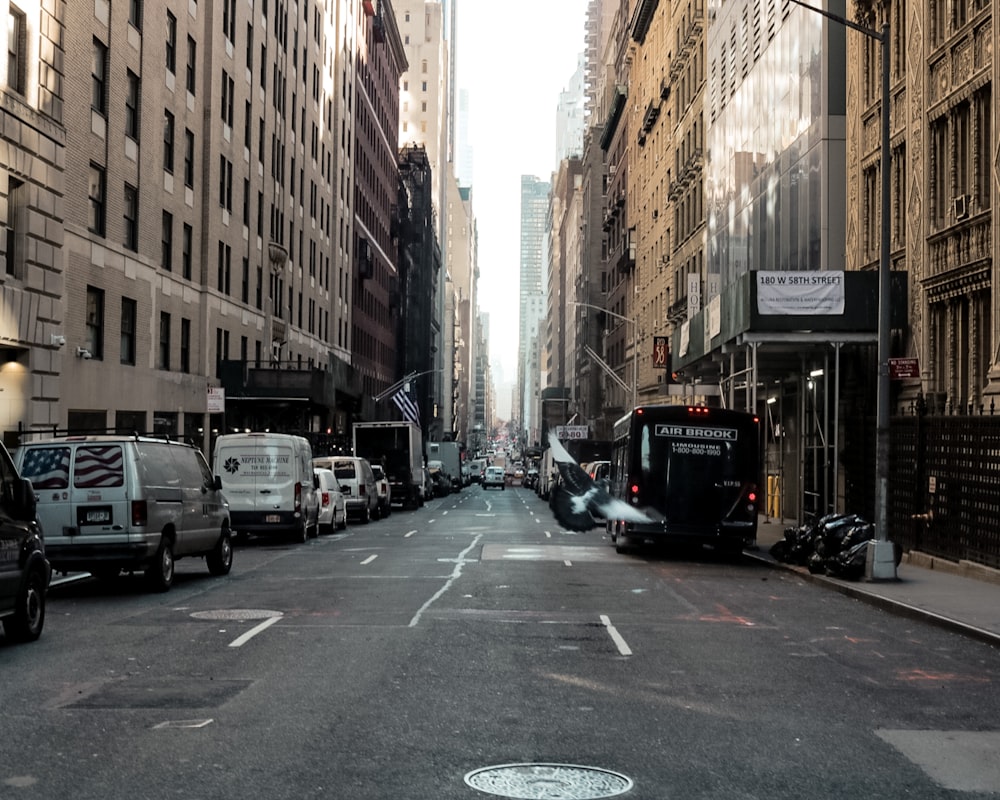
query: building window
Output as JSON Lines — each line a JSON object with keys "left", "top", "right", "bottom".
{"left": 165, "top": 11, "right": 176, "bottom": 73}
{"left": 120, "top": 297, "right": 136, "bottom": 365}
{"left": 217, "top": 241, "right": 231, "bottom": 294}
{"left": 182, "top": 222, "right": 193, "bottom": 280}
{"left": 123, "top": 184, "right": 138, "bottom": 251}
{"left": 7, "top": 5, "right": 26, "bottom": 95}
{"left": 128, "top": 0, "right": 142, "bottom": 30}
{"left": 219, "top": 155, "right": 233, "bottom": 211}
{"left": 125, "top": 70, "right": 140, "bottom": 140}
{"left": 222, "top": 0, "right": 236, "bottom": 42}
{"left": 158, "top": 312, "right": 171, "bottom": 370}
{"left": 180, "top": 318, "right": 191, "bottom": 373}
{"left": 86, "top": 286, "right": 104, "bottom": 360}
{"left": 92, "top": 38, "right": 107, "bottom": 113}
{"left": 185, "top": 35, "right": 196, "bottom": 94}
{"left": 163, "top": 110, "right": 174, "bottom": 172}
{"left": 161, "top": 211, "right": 173, "bottom": 270}
{"left": 184, "top": 128, "right": 194, "bottom": 187}
{"left": 221, "top": 70, "right": 234, "bottom": 127}
{"left": 241, "top": 257, "right": 250, "bottom": 303}
{"left": 88, "top": 165, "right": 106, "bottom": 235}
{"left": 5, "top": 176, "right": 24, "bottom": 277}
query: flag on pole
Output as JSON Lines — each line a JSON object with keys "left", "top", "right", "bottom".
{"left": 392, "top": 388, "right": 420, "bottom": 425}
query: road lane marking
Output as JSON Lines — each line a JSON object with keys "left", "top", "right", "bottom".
{"left": 600, "top": 614, "right": 633, "bottom": 656}
{"left": 409, "top": 534, "right": 483, "bottom": 627}
{"left": 361, "top": 554, "right": 378, "bottom": 565}
{"left": 564, "top": 560, "right": 572, "bottom": 566}
{"left": 404, "top": 530, "right": 417, "bottom": 537}
{"left": 228, "top": 615, "right": 282, "bottom": 648}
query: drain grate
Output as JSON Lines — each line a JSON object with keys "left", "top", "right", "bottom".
{"left": 464, "top": 763, "right": 633, "bottom": 799}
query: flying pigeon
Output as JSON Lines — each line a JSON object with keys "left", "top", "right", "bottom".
{"left": 546, "top": 432, "right": 652, "bottom": 532}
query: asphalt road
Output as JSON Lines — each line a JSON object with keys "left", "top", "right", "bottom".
{"left": 3, "top": 484, "right": 999, "bottom": 800}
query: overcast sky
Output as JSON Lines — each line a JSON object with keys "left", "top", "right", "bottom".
{"left": 455, "top": 1, "right": 589, "bottom": 418}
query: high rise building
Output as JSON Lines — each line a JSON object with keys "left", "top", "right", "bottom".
{"left": 517, "top": 175, "right": 550, "bottom": 432}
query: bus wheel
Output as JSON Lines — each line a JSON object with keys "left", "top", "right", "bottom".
{"left": 614, "top": 524, "right": 630, "bottom": 554}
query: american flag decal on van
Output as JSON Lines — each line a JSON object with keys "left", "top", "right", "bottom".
{"left": 74, "top": 446, "right": 125, "bottom": 488}
{"left": 21, "top": 447, "right": 71, "bottom": 489}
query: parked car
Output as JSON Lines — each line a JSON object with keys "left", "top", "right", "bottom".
{"left": 482, "top": 465, "right": 506, "bottom": 490}
{"left": 315, "top": 456, "right": 378, "bottom": 523}
{"left": 313, "top": 468, "right": 347, "bottom": 534}
{"left": 0, "top": 441, "right": 50, "bottom": 642}
{"left": 371, "top": 464, "right": 392, "bottom": 517}
{"left": 522, "top": 468, "right": 539, "bottom": 490}
{"left": 429, "top": 468, "right": 453, "bottom": 497}
{"left": 418, "top": 466, "right": 432, "bottom": 504}
{"left": 214, "top": 432, "right": 319, "bottom": 544}
{"left": 17, "top": 435, "right": 232, "bottom": 592}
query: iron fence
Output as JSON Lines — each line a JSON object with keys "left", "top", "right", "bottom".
{"left": 847, "top": 399, "right": 1000, "bottom": 569}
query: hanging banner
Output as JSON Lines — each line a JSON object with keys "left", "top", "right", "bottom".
{"left": 756, "top": 271, "right": 845, "bottom": 315}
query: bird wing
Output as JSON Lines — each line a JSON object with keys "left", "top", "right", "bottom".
{"left": 546, "top": 432, "right": 652, "bottom": 529}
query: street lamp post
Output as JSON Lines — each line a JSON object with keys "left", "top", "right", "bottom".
{"left": 569, "top": 301, "right": 637, "bottom": 409}
{"left": 789, "top": 1, "right": 895, "bottom": 578}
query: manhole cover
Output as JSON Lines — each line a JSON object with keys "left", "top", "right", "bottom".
{"left": 464, "top": 763, "right": 633, "bottom": 799}
{"left": 189, "top": 609, "right": 283, "bottom": 621}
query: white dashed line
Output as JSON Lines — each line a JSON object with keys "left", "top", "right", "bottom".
{"left": 361, "top": 554, "right": 378, "bottom": 565}
{"left": 228, "top": 616, "right": 282, "bottom": 648}
{"left": 404, "top": 530, "right": 417, "bottom": 538}
{"left": 600, "top": 614, "right": 633, "bottom": 656}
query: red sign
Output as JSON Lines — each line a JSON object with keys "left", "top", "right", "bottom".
{"left": 889, "top": 357, "right": 920, "bottom": 380}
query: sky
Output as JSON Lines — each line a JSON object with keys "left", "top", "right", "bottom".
{"left": 455, "top": 1, "right": 590, "bottom": 418}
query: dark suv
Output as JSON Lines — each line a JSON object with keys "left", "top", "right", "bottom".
{"left": 0, "top": 441, "right": 49, "bottom": 643}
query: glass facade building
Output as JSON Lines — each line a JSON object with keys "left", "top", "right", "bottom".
{"left": 705, "top": 0, "right": 848, "bottom": 288}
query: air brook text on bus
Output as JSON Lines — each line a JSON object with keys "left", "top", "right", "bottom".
{"left": 654, "top": 425, "right": 739, "bottom": 441}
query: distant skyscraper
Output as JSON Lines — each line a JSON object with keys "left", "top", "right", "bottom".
{"left": 516, "top": 176, "right": 551, "bottom": 428}
{"left": 555, "top": 52, "right": 586, "bottom": 163}
{"left": 456, "top": 89, "right": 474, "bottom": 187}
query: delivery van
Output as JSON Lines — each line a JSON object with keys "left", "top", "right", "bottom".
{"left": 214, "top": 433, "right": 319, "bottom": 542}
{"left": 14, "top": 435, "right": 232, "bottom": 592}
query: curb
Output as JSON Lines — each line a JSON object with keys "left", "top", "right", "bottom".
{"left": 744, "top": 548, "right": 1000, "bottom": 649}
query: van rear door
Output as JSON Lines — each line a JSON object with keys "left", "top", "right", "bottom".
{"left": 70, "top": 444, "right": 129, "bottom": 537}
{"left": 217, "top": 437, "right": 298, "bottom": 527}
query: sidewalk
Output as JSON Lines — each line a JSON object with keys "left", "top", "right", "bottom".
{"left": 748, "top": 518, "right": 1000, "bottom": 648}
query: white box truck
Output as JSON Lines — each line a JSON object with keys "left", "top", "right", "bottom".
{"left": 352, "top": 421, "right": 423, "bottom": 509}
{"left": 426, "top": 441, "right": 463, "bottom": 490}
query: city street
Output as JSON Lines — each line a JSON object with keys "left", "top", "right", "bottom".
{"left": 3, "top": 485, "right": 999, "bottom": 800}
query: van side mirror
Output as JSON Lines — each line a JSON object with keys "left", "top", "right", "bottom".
{"left": 212, "top": 475, "right": 223, "bottom": 491}
{"left": 313, "top": 473, "right": 320, "bottom": 490}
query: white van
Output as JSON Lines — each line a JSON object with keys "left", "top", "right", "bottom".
{"left": 214, "top": 433, "right": 320, "bottom": 542}
{"left": 14, "top": 435, "right": 232, "bottom": 592}
{"left": 313, "top": 455, "right": 378, "bottom": 523}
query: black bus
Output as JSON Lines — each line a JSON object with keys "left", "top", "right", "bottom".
{"left": 608, "top": 404, "right": 761, "bottom": 554}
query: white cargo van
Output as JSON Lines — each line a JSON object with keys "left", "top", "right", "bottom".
{"left": 214, "top": 433, "right": 320, "bottom": 543}
{"left": 313, "top": 455, "right": 378, "bottom": 523}
{"left": 14, "top": 435, "right": 232, "bottom": 592}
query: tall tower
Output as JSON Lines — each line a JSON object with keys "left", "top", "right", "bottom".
{"left": 517, "top": 175, "right": 551, "bottom": 434}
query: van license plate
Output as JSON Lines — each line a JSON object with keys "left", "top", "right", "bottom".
{"left": 78, "top": 506, "right": 112, "bottom": 526}
{"left": 265, "top": 514, "right": 281, "bottom": 523}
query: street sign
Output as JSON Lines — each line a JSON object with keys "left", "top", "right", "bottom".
{"left": 652, "top": 336, "right": 669, "bottom": 368}
{"left": 889, "top": 357, "right": 920, "bottom": 380}
{"left": 207, "top": 387, "right": 226, "bottom": 413}
{"left": 555, "top": 425, "right": 588, "bottom": 440}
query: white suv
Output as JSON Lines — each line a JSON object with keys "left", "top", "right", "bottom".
{"left": 482, "top": 466, "right": 506, "bottom": 490}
